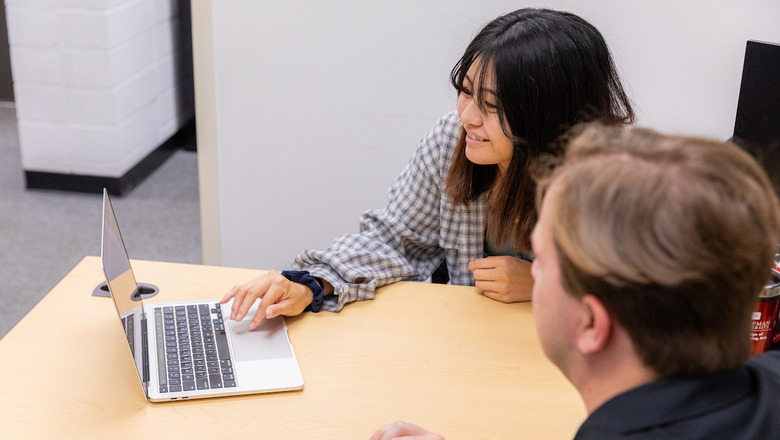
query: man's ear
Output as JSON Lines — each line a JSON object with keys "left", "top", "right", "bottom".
{"left": 575, "top": 294, "right": 612, "bottom": 355}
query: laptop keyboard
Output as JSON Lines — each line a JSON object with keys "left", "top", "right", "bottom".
{"left": 121, "top": 316, "right": 134, "bottom": 352}
{"left": 121, "top": 314, "right": 149, "bottom": 383}
{"left": 153, "top": 303, "right": 237, "bottom": 394}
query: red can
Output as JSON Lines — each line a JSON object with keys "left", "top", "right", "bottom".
{"left": 751, "top": 270, "right": 780, "bottom": 354}
{"left": 773, "top": 313, "right": 780, "bottom": 347}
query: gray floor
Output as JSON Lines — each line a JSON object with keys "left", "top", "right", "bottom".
{"left": 0, "top": 106, "right": 202, "bottom": 339}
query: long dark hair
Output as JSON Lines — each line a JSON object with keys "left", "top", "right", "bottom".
{"left": 446, "top": 8, "right": 634, "bottom": 249}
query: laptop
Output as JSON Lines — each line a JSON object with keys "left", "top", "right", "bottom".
{"left": 100, "top": 189, "right": 304, "bottom": 402}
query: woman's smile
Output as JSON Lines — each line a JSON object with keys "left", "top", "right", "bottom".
{"left": 466, "top": 132, "right": 490, "bottom": 144}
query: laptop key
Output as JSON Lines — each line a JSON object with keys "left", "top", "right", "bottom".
{"left": 223, "top": 380, "right": 237, "bottom": 388}
{"left": 159, "top": 385, "right": 168, "bottom": 393}
{"left": 209, "top": 374, "right": 223, "bottom": 389}
{"left": 215, "top": 330, "right": 231, "bottom": 360}
{"left": 196, "top": 378, "right": 209, "bottom": 390}
{"left": 183, "top": 381, "right": 196, "bottom": 391}
{"left": 170, "top": 385, "right": 182, "bottom": 392}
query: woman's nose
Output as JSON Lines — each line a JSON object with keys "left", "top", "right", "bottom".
{"left": 459, "top": 98, "right": 482, "bottom": 127}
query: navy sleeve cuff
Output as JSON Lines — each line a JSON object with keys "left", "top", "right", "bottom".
{"left": 281, "top": 270, "right": 324, "bottom": 313}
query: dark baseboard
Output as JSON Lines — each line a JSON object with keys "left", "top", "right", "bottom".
{"left": 25, "top": 118, "right": 196, "bottom": 196}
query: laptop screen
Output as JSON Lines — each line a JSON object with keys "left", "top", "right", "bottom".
{"left": 101, "top": 189, "right": 143, "bottom": 314}
{"left": 100, "top": 189, "right": 149, "bottom": 398}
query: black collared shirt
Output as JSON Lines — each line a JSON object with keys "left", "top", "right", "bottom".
{"left": 574, "top": 351, "right": 780, "bottom": 439}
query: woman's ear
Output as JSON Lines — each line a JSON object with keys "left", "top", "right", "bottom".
{"left": 575, "top": 294, "right": 612, "bottom": 355}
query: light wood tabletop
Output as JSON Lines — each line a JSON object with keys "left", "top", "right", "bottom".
{"left": 0, "top": 256, "right": 585, "bottom": 439}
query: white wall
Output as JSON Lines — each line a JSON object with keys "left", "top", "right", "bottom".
{"left": 564, "top": 1, "right": 780, "bottom": 138}
{"left": 193, "top": 0, "right": 780, "bottom": 270}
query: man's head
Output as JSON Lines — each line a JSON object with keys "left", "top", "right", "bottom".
{"left": 531, "top": 124, "right": 780, "bottom": 379}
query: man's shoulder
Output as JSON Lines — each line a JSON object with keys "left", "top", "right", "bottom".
{"left": 750, "top": 349, "right": 780, "bottom": 369}
{"left": 574, "top": 356, "right": 780, "bottom": 440}
{"left": 748, "top": 351, "right": 780, "bottom": 398}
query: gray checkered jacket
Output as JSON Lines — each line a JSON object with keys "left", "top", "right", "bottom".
{"left": 293, "top": 112, "right": 487, "bottom": 312}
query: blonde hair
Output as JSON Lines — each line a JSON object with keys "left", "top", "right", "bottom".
{"left": 537, "top": 124, "right": 780, "bottom": 377}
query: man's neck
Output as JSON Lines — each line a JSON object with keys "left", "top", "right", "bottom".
{"left": 573, "top": 328, "right": 658, "bottom": 415}
{"left": 577, "top": 360, "right": 657, "bottom": 414}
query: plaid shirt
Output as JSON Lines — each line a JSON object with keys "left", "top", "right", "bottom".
{"left": 293, "top": 112, "right": 487, "bottom": 312}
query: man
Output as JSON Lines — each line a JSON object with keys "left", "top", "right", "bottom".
{"left": 371, "top": 124, "right": 780, "bottom": 439}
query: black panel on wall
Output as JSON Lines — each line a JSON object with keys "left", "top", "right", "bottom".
{"left": 177, "top": 0, "right": 195, "bottom": 151}
{"left": 0, "top": 0, "right": 14, "bottom": 102}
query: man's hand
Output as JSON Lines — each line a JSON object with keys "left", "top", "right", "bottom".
{"left": 370, "top": 421, "right": 444, "bottom": 440}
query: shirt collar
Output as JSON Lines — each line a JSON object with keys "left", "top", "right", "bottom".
{"left": 575, "top": 365, "right": 753, "bottom": 437}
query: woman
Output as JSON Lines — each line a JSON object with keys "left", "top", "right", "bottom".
{"left": 221, "top": 8, "right": 634, "bottom": 329}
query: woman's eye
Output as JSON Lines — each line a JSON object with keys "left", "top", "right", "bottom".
{"left": 460, "top": 87, "right": 472, "bottom": 96}
{"left": 484, "top": 102, "right": 499, "bottom": 113}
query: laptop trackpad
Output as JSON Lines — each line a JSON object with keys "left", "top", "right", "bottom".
{"left": 227, "top": 317, "right": 292, "bottom": 362}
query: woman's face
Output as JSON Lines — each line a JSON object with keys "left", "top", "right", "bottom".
{"left": 456, "top": 61, "right": 514, "bottom": 175}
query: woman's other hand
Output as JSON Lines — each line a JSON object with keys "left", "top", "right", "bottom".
{"left": 469, "top": 256, "right": 533, "bottom": 302}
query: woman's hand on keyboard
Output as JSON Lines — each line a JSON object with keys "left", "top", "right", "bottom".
{"left": 219, "top": 270, "right": 314, "bottom": 329}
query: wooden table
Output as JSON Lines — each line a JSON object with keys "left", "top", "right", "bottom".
{"left": 0, "top": 257, "right": 585, "bottom": 439}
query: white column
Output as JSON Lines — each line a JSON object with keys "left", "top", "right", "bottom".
{"left": 5, "top": 0, "right": 192, "bottom": 178}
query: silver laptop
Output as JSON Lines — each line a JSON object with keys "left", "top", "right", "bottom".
{"left": 100, "top": 189, "right": 303, "bottom": 402}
